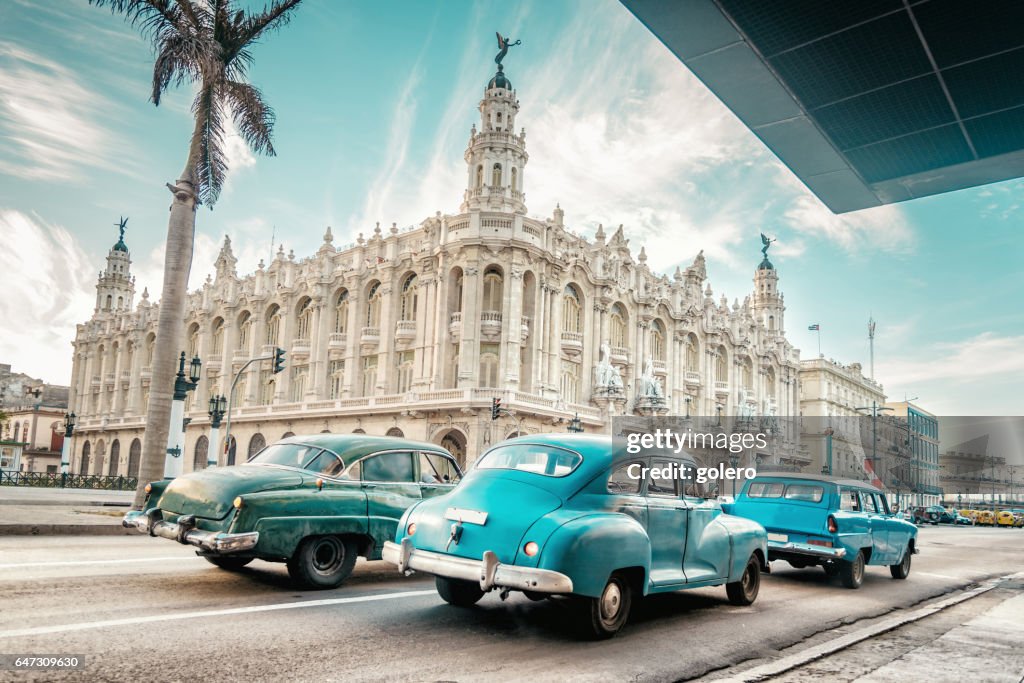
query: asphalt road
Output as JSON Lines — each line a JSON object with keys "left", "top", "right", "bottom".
{"left": 1, "top": 526, "right": 1022, "bottom": 682}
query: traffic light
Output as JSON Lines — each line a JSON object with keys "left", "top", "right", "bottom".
{"left": 490, "top": 397, "right": 501, "bottom": 420}
{"left": 273, "top": 347, "right": 286, "bottom": 374}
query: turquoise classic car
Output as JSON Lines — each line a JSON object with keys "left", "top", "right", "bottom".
{"left": 123, "top": 434, "right": 461, "bottom": 589}
{"left": 382, "top": 434, "right": 768, "bottom": 638}
{"left": 727, "top": 474, "right": 918, "bottom": 589}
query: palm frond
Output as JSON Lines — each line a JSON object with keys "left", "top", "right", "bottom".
{"left": 88, "top": 0, "right": 183, "bottom": 42}
{"left": 223, "top": 80, "right": 276, "bottom": 157}
{"left": 191, "top": 84, "right": 229, "bottom": 206}
{"left": 241, "top": 0, "right": 304, "bottom": 43}
{"left": 152, "top": 31, "right": 209, "bottom": 105}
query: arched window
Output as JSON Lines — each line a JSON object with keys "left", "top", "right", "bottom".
{"left": 334, "top": 290, "right": 349, "bottom": 334}
{"left": 282, "top": 431, "right": 295, "bottom": 439}
{"left": 117, "top": 296, "right": 123, "bottom": 309}
{"left": 685, "top": 333, "right": 699, "bottom": 370}
{"left": 226, "top": 436, "right": 237, "bottom": 466}
{"left": 651, "top": 320, "right": 666, "bottom": 361}
{"left": 610, "top": 304, "right": 627, "bottom": 348}
{"left": 400, "top": 274, "right": 418, "bottom": 321}
{"left": 108, "top": 439, "right": 120, "bottom": 476}
{"left": 237, "top": 311, "right": 252, "bottom": 351}
{"left": 247, "top": 433, "right": 266, "bottom": 459}
{"left": 296, "top": 298, "right": 313, "bottom": 339}
{"left": 740, "top": 357, "right": 753, "bottom": 390}
{"left": 12, "top": 422, "right": 19, "bottom": 443}
{"left": 193, "top": 436, "right": 209, "bottom": 471}
{"left": 366, "top": 282, "right": 381, "bottom": 327}
{"left": 492, "top": 163, "right": 502, "bottom": 187}
{"left": 145, "top": 334, "right": 155, "bottom": 366}
{"left": 510, "top": 167, "right": 518, "bottom": 191}
{"left": 396, "top": 352, "right": 414, "bottom": 394}
{"left": 440, "top": 430, "right": 467, "bottom": 470}
{"left": 386, "top": 427, "right": 404, "bottom": 438}
{"left": 261, "top": 377, "right": 275, "bottom": 405}
{"left": 105, "top": 295, "right": 112, "bottom": 310}
{"left": 482, "top": 268, "right": 503, "bottom": 313}
{"left": 211, "top": 318, "right": 225, "bottom": 355}
{"left": 768, "top": 315, "right": 775, "bottom": 330}
{"left": 479, "top": 344, "right": 500, "bottom": 388}
{"left": 128, "top": 439, "right": 141, "bottom": 477}
{"left": 562, "top": 285, "right": 582, "bottom": 333}
{"left": 265, "top": 305, "right": 281, "bottom": 346}
{"left": 81, "top": 440, "right": 91, "bottom": 475}
{"left": 560, "top": 360, "right": 580, "bottom": 403}
{"left": 187, "top": 323, "right": 200, "bottom": 357}
{"left": 766, "top": 367, "right": 777, "bottom": 399}
{"left": 475, "top": 165, "right": 483, "bottom": 189}
{"left": 715, "top": 346, "right": 728, "bottom": 382}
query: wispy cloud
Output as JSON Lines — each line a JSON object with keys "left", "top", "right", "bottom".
{"left": 0, "top": 210, "right": 95, "bottom": 384}
{"left": 0, "top": 43, "right": 143, "bottom": 182}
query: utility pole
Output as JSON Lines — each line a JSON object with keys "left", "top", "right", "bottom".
{"left": 856, "top": 401, "right": 892, "bottom": 489}
{"left": 868, "top": 317, "right": 876, "bottom": 380}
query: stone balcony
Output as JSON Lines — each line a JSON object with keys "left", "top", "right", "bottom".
{"left": 395, "top": 320, "right": 416, "bottom": 345}
{"left": 610, "top": 346, "right": 629, "bottom": 364}
{"left": 561, "top": 331, "right": 583, "bottom": 357}
{"left": 140, "top": 366, "right": 151, "bottom": 379}
{"left": 205, "top": 354, "right": 223, "bottom": 370}
{"left": 360, "top": 327, "right": 380, "bottom": 350}
{"left": 449, "top": 312, "right": 462, "bottom": 342}
{"left": 291, "top": 339, "right": 311, "bottom": 359}
{"left": 104, "top": 373, "right": 115, "bottom": 385}
{"left": 480, "top": 311, "right": 502, "bottom": 342}
{"left": 232, "top": 349, "right": 249, "bottom": 363}
{"left": 741, "top": 388, "right": 756, "bottom": 404}
{"left": 328, "top": 333, "right": 347, "bottom": 354}
{"left": 261, "top": 344, "right": 277, "bottom": 357}
{"left": 714, "top": 380, "right": 730, "bottom": 397}
{"left": 652, "top": 360, "right": 667, "bottom": 375}
{"left": 684, "top": 370, "right": 701, "bottom": 386}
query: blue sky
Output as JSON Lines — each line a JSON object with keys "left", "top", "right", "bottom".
{"left": 0, "top": 0, "right": 1021, "bottom": 416}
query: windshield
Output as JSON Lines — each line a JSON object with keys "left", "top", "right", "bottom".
{"left": 248, "top": 443, "right": 344, "bottom": 476}
{"left": 476, "top": 443, "right": 582, "bottom": 477}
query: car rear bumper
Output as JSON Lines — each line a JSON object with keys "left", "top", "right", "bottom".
{"left": 382, "top": 539, "right": 573, "bottom": 594}
{"left": 123, "top": 509, "right": 258, "bottom": 554}
{"left": 768, "top": 539, "right": 847, "bottom": 562}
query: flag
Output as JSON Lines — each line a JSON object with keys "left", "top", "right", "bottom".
{"left": 808, "top": 324, "right": 820, "bottom": 331}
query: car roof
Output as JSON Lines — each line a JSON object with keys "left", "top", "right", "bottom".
{"left": 278, "top": 434, "right": 450, "bottom": 460}
{"left": 751, "top": 472, "right": 883, "bottom": 492}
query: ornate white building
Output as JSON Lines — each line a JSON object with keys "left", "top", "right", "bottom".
{"left": 68, "top": 60, "right": 804, "bottom": 474}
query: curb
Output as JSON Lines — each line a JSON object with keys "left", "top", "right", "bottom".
{"left": 0, "top": 524, "right": 134, "bottom": 537}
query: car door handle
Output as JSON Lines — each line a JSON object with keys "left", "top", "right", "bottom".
{"left": 362, "top": 484, "right": 377, "bottom": 489}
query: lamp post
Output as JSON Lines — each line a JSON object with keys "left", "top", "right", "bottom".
{"left": 165, "top": 351, "right": 201, "bottom": 478}
{"left": 821, "top": 426, "right": 834, "bottom": 476}
{"left": 207, "top": 394, "right": 227, "bottom": 468}
{"left": 60, "top": 411, "right": 76, "bottom": 481}
{"left": 567, "top": 413, "right": 584, "bottom": 433}
{"left": 855, "top": 400, "right": 893, "bottom": 490}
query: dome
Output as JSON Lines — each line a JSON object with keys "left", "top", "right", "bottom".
{"left": 758, "top": 257, "right": 774, "bottom": 270}
{"left": 487, "top": 65, "right": 511, "bottom": 91}
{"left": 112, "top": 239, "right": 128, "bottom": 253}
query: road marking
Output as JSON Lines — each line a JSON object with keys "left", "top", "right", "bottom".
{"left": 916, "top": 571, "right": 961, "bottom": 580}
{"left": 0, "top": 557, "right": 197, "bottom": 569}
{"left": 0, "top": 589, "right": 438, "bottom": 638}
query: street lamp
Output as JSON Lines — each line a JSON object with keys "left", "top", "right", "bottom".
{"left": 821, "top": 426, "right": 834, "bottom": 476}
{"left": 207, "top": 394, "right": 227, "bottom": 468}
{"left": 59, "top": 411, "right": 76, "bottom": 478}
{"left": 166, "top": 351, "right": 202, "bottom": 478}
{"left": 715, "top": 403, "right": 723, "bottom": 427}
{"left": 567, "top": 413, "right": 584, "bottom": 433}
{"left": 684, "top": 396, "right": 692, "bottom": 419}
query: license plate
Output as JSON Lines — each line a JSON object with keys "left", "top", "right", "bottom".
{"left": 445, "top": 507, "right": 488, "bottom": 525}
{"left": 767, "top": 532, "right": 789, "bottom": 543}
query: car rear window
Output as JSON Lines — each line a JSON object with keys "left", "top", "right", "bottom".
{"left": 747, "top": 481, "right": 785, "bottom": 498}
{"left": 784, "top": 484, "right": 824, "bottom": 502}
{"left": 477, "top": 444, "right": 582, "bottom": 477}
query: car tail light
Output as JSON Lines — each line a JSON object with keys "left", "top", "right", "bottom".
{"left": 808, "top": 539, "right": 834, "bottom": 548}
{"left": 523, "top": 541, "right": 539, "bottom": 557}
{"left": 145, "top": 483, "right": 152, "bottom": 494}
{"left": 233, "top": 496, "right": 243, "bottom": 509}
{"left": 316, "top": 478, "right": 324, "bottom": 491}
{"left": 827, "top": 515, "right": 838, "bottom": 533}
{"left": 407, "top": 522, "right": 416, "bottom": 536}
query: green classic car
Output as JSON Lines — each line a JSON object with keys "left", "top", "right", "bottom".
{"left": 123, "top": 434, "right": 462, "bottom": 589}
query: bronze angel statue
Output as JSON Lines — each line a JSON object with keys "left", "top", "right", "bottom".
{"left": 760, "top": 232, "right": 776, "bottom": 258}
{"left": 116, "top": 216, "right": 129, "bottom": 241}
{"left": 495, "top": 32, "right": 521, "bottom": 65}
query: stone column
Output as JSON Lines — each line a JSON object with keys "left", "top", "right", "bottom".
{"left": 415, "top": 273, "right": 435, "bottom": 390}
{"left": 311, "top": 296, "right": 328, "bottom": 399}
{"left": 342, "top": 288, "right": 360, "bottom": 398}
{"left": 547, "top": 283, "right": 562, "bottom": 398}
{"left": 458, "top": 265, "right": 481, "bottom": 389}
{"left": 127, "top": 337, "right": 143, "bottom": 415}
{"left": 504, "top": 268, "right": 523, "bottom": 389}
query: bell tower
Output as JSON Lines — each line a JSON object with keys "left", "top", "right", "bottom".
{"left": 461, "top": 53, "right": 529, "bottom": 214}
{"left": 95, "top": 217, "right": 135, "bottom": 315}
{"left": 752, "top": 236, "right": 784, "bottom": 335}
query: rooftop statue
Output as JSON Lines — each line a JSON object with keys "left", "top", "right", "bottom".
{"left": 760, "top": 232, "right": 776, "bottom": 259}
{"left": 495, "top": 32, "right": 521, "bottom": 65}
{"left": 117, "top": 216, "right": 129, "bottom": 241}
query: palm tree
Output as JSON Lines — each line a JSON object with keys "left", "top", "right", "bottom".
{"left": 91, "top": 0, "right": 303, "bottom": 508}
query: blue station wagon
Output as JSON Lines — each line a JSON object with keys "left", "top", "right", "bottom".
{"left": 727, "top": 474, "right": 918, "bottom": 589}
{"left": 383, "top": 434, "right": 768, "bottom": 638}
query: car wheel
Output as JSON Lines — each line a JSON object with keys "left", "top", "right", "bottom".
{"left": 839, "top": 550, "right": 865, "bottom": 589}
{"left": 435, "top": 576, "right": 485, "bottom": 607}
{"left": 203, "top": 556, "right": 253, "bottom": 571}
{"left": 726, "top": 554, "right": 761, "bottom": 606}
{"left": 889, "top": 548, "right": 912, "bottom": 579}
{"left": 585, "top": 572, "right": 633, "bottom": 639}
{"left": 287, "top": 535, "right": 357, "bottom": 590}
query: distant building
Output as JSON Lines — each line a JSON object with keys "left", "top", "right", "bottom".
{"left": 886, "top": 401, "right": 942, "bottom": 506}
{"left": 0, "top": 363, "right": 69, "bottom": 442}
{"left": 940, "top": 435, "right": 1020, "bottom": 506}
{"left": 1, "top": 405, "right": 66, "bottom": 473}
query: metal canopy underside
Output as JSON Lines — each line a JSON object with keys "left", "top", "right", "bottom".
{"left": 622, "top": 0, "right": 1024, "bottom": 213}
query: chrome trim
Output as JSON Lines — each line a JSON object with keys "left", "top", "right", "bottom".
{"left": 123, "top": 511, "right": 258, "bottom": 554}
{"left": 444, "top": 507, "right": 488, "bottom": 525}
{"left": 768, "top": 539, "right": 847, "bottom": 560}
{"left": 382, "top": 539, "right": 573, "bottom": 594}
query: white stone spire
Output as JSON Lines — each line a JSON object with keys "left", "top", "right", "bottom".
{"left": 460, "top": 63, "right": 529, "bottom": 214}
{"left": 95, "top": 217, "right": 135, "bottom": 314}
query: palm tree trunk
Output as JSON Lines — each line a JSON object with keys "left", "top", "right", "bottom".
{"left": 131, "top": 124, "right": 204, "bottom": 509}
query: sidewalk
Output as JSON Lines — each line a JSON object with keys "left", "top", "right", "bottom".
{"left": 0, "top": 486, "right": 134, "bottom": 536}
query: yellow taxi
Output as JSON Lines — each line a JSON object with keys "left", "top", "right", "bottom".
{"left": 976, "top": 510, "right": 995, "bottom": 526}
{"left": 960, "top": 509, "right": 978, "bottom": 523}
{"left": 996, "top": 511, "right": 1016, "bottom": 527}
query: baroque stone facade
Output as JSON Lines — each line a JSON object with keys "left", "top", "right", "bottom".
{"left": 68, "top": 61, "right": 803, "bottom": 473}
